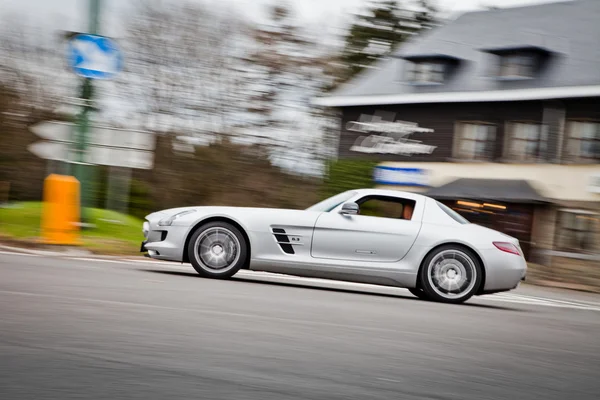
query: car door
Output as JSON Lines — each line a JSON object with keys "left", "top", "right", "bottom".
{"left": 310, "top": 195, "right": 422, "bottom": 263}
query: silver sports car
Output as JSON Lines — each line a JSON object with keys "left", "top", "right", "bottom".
{"left": 141, "top": 189, "right": 527, "bottom": 304}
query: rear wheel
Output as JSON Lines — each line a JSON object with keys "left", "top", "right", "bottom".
{"left": 419, "top": 245, "right": 482, "bottom": 304}
{"left": 187, "top": 221, "right": 247, "bottom": 279}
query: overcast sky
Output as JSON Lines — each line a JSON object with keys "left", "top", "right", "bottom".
{"left": 0, "top": 0, "right": 571, "bottom": 37}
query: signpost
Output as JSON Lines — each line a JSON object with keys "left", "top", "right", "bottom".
{"left": 67, "top": 34, "right": 123, "bottom": 80}
{"left": 64, "top": 0, "right": 124, "bottom": 224}
{"left": 28, "top": 122, "right": 155, "bottom": 170}
{"left": 28, "top": 0, "right": 134, "bottom": 236}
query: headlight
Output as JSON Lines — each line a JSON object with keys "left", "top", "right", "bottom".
{"left": 158, "top": 210, "right": 197, "bottom": 226}
{"left": 142, "top": 221, "right": 149, "bottom": 239}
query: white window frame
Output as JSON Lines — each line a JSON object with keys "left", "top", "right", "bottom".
{"left": 406, "top": 61, "right": 445, "bottom": 84}
{"left": 497, "top": 53, "right": 535, "bottom": 79}
{"left": 504, "top": 121, "right": 548, "bottom": 162}
{"left": 565, "top": 120, "right": 600, "bottom": 163}
{"left": 453, "top": 122, "right": 497, "bottom": 161}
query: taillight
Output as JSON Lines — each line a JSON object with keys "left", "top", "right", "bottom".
{"left": 493, "top": 242, "right": 521, "bottom": 256}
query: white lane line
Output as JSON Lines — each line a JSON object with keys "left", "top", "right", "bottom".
{"left": 489, "top": 292, "right": 600, "bottom": 308}
{"left": 502, "top": 293, "right": 600, "bottom": 308}
{"left": 481, "top": 294, "right": 600, "bottom": 311}
{"left": 483, "top": 297, "right": 555, "bottom": 306}
{"left": 481, "top": 297, "right": 600, "bottom": 311}
{"left": 0, "top": 246, "right": 63, "bottom": 256}
{"left": 487, "top": 293, "right": 559, "bottom": 304}
{"left": 0, "top": 250, "right": 39, "bottom": 257}
{"left": 377, "top": 378, "right": 403, "bottom": 383}
{"left": 238, "top": 274, "right": 600, "bottom": 310}
{"left": 237, "top": 272, "right": 599, "bottom": 308}
{"left": 69, "top": 257, "right": 129, "bottom": 264}
{"left": 237, "top": 272, "right": 600, "bottom": 311}
{"left": 126, "top": 258, "right": 185, "bottom": 267}
{"left": 2, "top": 251, "right": 599, "bottom": 311}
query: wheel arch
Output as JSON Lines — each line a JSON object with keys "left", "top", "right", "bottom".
{"left": 182, "top": 216, "right": 251, "bottom": 268}
{"left": 415, "top": 242, "right": 487, "bottom": 295}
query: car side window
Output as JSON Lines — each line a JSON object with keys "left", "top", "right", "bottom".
{"left": 356, "top": 196, "right": 416, "bottom": 220}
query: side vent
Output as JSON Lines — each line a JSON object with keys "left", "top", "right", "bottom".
{"left": 272, "top": 228, "right": 295, "bottom": 254}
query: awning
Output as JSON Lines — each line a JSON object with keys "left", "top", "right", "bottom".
{"left": 425, "top": 178, "right": 549, "bottom": 204}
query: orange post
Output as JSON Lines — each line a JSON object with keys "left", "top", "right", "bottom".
{"left": 40, "top": 174, "right": 81, "bottom": 245}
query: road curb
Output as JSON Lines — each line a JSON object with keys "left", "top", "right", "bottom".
{"left": 0, "top": 243, "right": 127, "bottom": 259}
{"left": 0, "top": 244, "right": 69, "bottom": 256}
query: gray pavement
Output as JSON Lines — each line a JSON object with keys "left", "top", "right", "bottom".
{"left": 1, "top": 251, "right": 599, "bottom": 400}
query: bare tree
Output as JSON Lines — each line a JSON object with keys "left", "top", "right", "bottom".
{"left": 110, "top": 1, "right": 249, "bottom": 139}
{"left": 0, "top": 14, "right": 74, "bottom": 116}
{"left": 239, "top": 4, "right": 340, "bottom": 174}
{"left": 0, "top": 1, "right": 344, "bottom": 182}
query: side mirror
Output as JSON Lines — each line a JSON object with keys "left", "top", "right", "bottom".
{"left": 340, "top": 202, "right": 359, "bottom": 215}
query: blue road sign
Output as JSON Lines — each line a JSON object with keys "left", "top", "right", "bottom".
{"left": 374, "top": 166, "right": 429, "bottom": 187}
{"left": 67, "top": 34, "right": 123, "bottom": 79}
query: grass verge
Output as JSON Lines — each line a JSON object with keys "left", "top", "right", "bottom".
{"left": 0, "top": 202, "right": 144, "bottom": 255}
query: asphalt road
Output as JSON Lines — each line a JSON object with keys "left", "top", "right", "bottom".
{"left": 1, "top": 251, "right": 600, "bottom": 400}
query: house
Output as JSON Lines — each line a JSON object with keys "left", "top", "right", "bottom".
{"left": 313, "top": 0, "right": 600, "bottom": 269}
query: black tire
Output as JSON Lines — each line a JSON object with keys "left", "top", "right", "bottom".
{"left": 418, "top": 244, "right": 483, "bottom": 304}
{"left": 187, "top": 221, "right": 248, "bottom": 279}
{"left": 408, "top": 287, "right": 430, "bottom": 300}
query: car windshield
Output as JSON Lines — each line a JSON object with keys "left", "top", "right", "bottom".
{"left": 306, "top": 191, "right": 357, "bottom": 212}
{"left": 436, "top": 201, "right": 470, "bottom": 224}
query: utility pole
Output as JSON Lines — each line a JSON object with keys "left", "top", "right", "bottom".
{"left": 72, "top": 0, "right": 101, "bottom": 226}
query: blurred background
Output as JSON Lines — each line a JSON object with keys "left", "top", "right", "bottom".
{"left": 0, "top": 0, "right": 598, "bottom": 289}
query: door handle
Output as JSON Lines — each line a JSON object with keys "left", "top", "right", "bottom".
{"left": 355, "top": 250, "right": 376, "bottom": 254}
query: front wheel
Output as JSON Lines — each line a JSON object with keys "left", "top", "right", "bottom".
{"left": 418, "top": 245, "right": 483, "bottom": 304}
{"left": 408, "top": 288, "right": 430, "bottom": 300}
{"left": 187, "top": 221, "right": 248, "bottom": 279}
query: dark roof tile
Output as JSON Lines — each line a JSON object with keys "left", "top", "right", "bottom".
{"left": 329, "top": 0, "right": 600, "bottom": 99}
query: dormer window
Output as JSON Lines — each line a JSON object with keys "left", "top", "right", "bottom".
{"left": 482, "top": 45, "right": 552, "bottom": 81}
{"left": 498, "top": 54, "right": 535, "bottom": 79}
{"left": 401, "top": 54, "right": 461, "bottom": 85}
{"left": 407, "top": 61, "right": 445, "bottom": 84}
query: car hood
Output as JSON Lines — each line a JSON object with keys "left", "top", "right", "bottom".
{"left": 145, "top": 206, "right": 199, "bottom": 221}
{"left": 144, "top": 205, "right": 300, "bottom": 222}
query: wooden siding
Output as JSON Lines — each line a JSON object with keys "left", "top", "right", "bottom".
{"left": 338, "top": 98, "right": 600, "bottom": 163}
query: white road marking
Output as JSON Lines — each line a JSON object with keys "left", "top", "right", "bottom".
{"left": 0, "top": 250, "right": 39, "bottom": 257}
{"left": 238, "top": 270, "right": 600, "bottom": 311}
{"left": 496, "top": 293, "right": 600, "bottom": 308}
{"left": 143, "top": 279, "right": 164, "bottom": 283}
{"left": 483, "top": 297, "right": 554, "bottom": 306}
{"left": 480, "top": 296, "right": 600, "bottom": 311}
{"left": 69, "top": 257, "right": 129, "bottom": 264}
{"left": 0, "top": 245, "right": 65, "bottom": 256}
{"left": 376, "top": 378, "right": 403, "bottom": 383}
{"left": 1, "top": 250, "right": 599, "bottom": 311}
